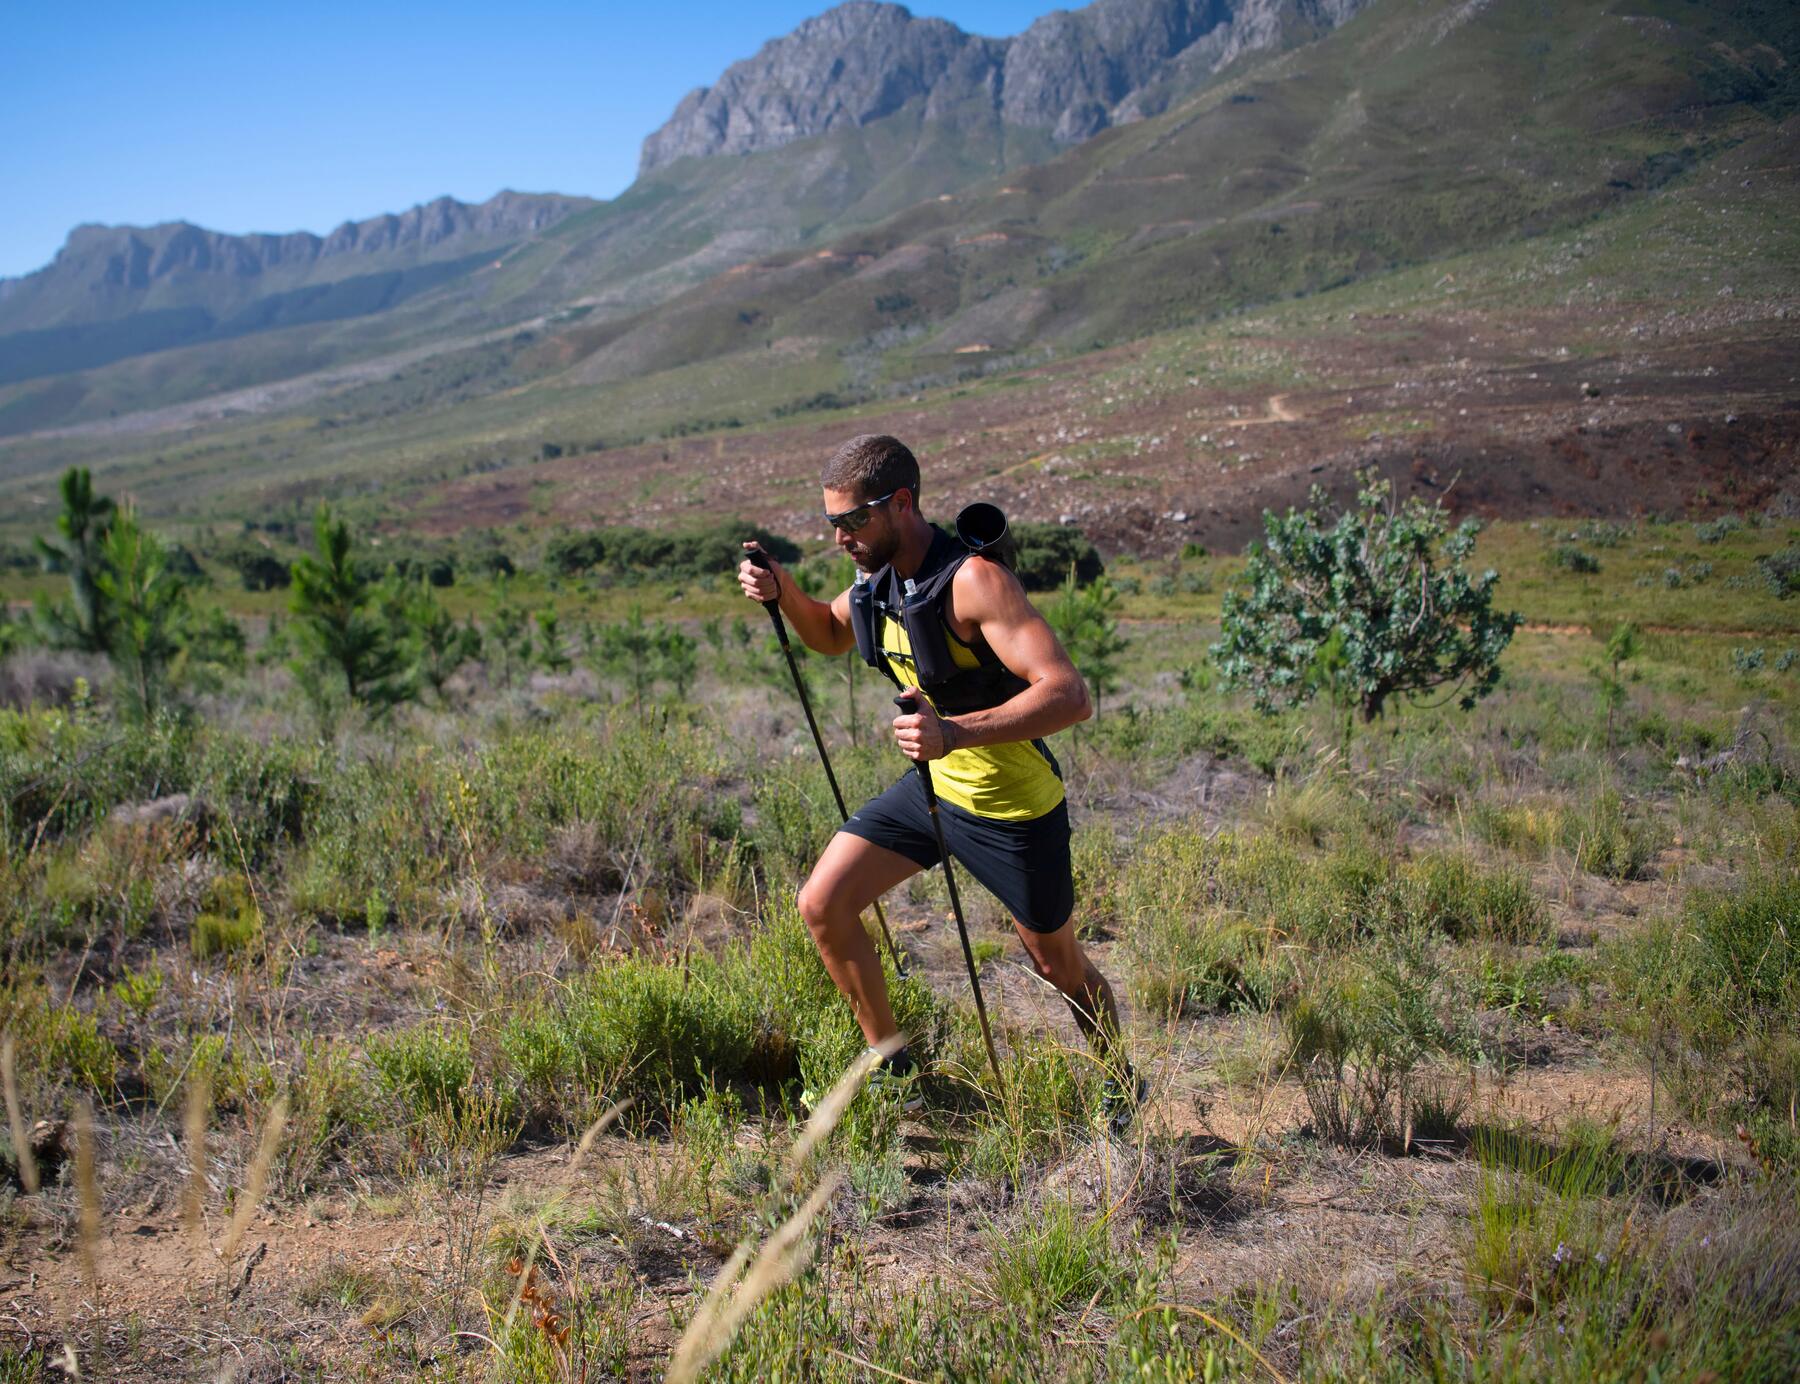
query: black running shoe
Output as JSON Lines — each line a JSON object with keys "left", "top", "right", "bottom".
{"left": 1098, "top": 1068, "right": 1149, "bottom": 1137}
{"left": 866, "top": 1045, "right": 924, "bottom": 1113}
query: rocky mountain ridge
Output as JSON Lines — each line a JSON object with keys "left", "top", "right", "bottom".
{"left": 0, "top": 191, "right": 593, "bottom": 317}
{"left": 639, "top": 0, "right": 1366, "bottom": 170}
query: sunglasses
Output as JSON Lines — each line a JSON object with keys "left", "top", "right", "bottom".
{"left": 823, "top": 489, "right": 899, "bottom": 533}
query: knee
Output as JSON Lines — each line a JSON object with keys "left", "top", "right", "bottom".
{"left": 796, "top": 879, "right": 835, "bottom": 942}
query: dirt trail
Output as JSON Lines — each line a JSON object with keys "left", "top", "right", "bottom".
{"left": 1523, "top": 622, "right": 1776, "bottom": 638}
{"left": 1224, "top": 393, "right": 1302, "bottom": 426}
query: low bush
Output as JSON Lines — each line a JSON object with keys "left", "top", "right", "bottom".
{"left": 1546, "top": 544, "right": 1600, "bottom": 574}
{"left": 1009, "top": 522, "right": 1104, "bottom": 590}
{"left": 545, "top": 520, "right": 799, "bottom": 582}
{"left": 1562, "top": 788, "right": 1663, "bottom": 881}
{"left": 497, "top": 903, "right": 939, "bottom": 1124}
{"left": 1469, "top": 797, "right": 1566, "bottom": 858}
{"left": 218, "top": 544, "right": 292, "bottom": 592}
{"left": 1693, "top": 513, "right": 1744, "bottom": 544}
{"left": 1399, "top": 852, "right": 1548, "bottom": 945}
{"left": 1127, "top": 909, "right": 1265, "bottom": 1017}
{"left": 191, "top": 873, "right": 262, "bottom": 959}
{"left": 0, "top": 984, "right": 119, "bottom": 1103}
{"left": 1284, "top": 944, "right": 1459, "bottom": 1149}
{"left": 369, "top": 1023, "right": 476, "bottom": 1124}
{"left": 1755, "top": 544, "right": 1800, "bottom": 599}
{"left": 986, "top": 1198, "right": 1120, "bottom": 1319}
{"left": 1609, "top": 870, "right": 1800, "bottom": 1162}
{"left": 954, "top": 1035, "right": 1090, "bottom": 1180}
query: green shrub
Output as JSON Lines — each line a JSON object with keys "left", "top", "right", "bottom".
{"left": 1127, "top": 909, "right": 1264, "bottom": 1017}
{"left": 986, "top": 1199, "right": 1119, "bottom": 1319}
{"left": 1693, "top": 514, "right": 1744, "bottom": 544}
{"left": 956, "top": 1036, "right": 1090, "bottom": 1180}
{"left": 191, "top": 874, "right": 261, "bottom": 959}
{"left": 1468, "top": 798, "right": 1565, "bottom": 859}
{"left": 1010, "top": 522, "right": 1104, "bottom": 591}
{"left": 198, "top": 734, "right": 319, "bottom": 866}
{"left": 369, "top": 1023, "right": 475, "bottom": 1123}
{"left": 274, "top": 1038, "right": 370, "bottom": 1193}
{"left": 0, "top": 986, "right": 119, "bottom": 1100}
{"left": 1755, "top": 544, "right": 1800, "bottom": 599}
{"left": 1689, "top": 871, "right": 1800, "bottom": 1010}
{"left": 1608, "top": 871, "right": 1800, "bottom": 1153}
{"left": 1465, "top": 949, "right": 1594, "bottom": 1019}
{"left": 1547, "top": 543, "right": 1600, "bottom": 574}
{"left": 1284, "top": 946, "right": 1455, "bottom": 1149}
{"left": 1280, "top": 840, "right": 1393, "bottom": 948}
{"left": 1399, "top": 853, "right": 1548, "bottom": 945}
{"left": 560, "top": 958, "right": 754, "bottom": 1101}
{"left": 549, "top": 520, "right": 799, "bottom": 582}
{"left": 0, "top": 706, "right": 192, "bottom": 847}
{"left": 1068, "top": 821, "right": 1122, "bottom": 936}
{"left": 1562, "top": 789, "right": 1662, "bottom": 881}
{"left": 218, "top": 544, "right": 291, "bottom": 592}
{"left": 492, "top": 900, "right": 936, "bottom": 1124}
{"left": 1213, "top": 473, "right": 1519, "bottom": 724}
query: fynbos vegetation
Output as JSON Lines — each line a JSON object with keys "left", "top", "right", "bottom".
{"left": 1, "top": 444, "right": 1796, "bottom": 1381}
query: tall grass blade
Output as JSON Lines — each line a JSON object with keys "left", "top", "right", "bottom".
{"left": 220, "top": 1096, "right": 287, "bottom": 1263}
{"left": 1, "top": 1037, "right": 37, "bottom": 1195}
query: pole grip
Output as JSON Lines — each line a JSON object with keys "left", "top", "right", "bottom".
{"left": 894, "top": 695, "right": 937, "bottom": 805}
{"left": 746, "top": 546, "right": 787, "bottom": 640}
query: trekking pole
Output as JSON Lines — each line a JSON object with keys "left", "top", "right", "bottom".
{"left": 746, "top": 548, "right": 906, "bottom": 976}
{"left": 894, "top": 693, "right": 1005, "bottom": 1099}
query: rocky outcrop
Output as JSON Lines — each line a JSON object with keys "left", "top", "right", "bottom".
{"left": 639, "top": 0, "right": 1370, "bottom": 172}
{"left": 34, "top": 191, "right": 592, "bottom": 295}
{"left": 639, "top": 4, "right": 1006, "bottom": 170}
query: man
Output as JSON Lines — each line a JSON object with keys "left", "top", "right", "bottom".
{"left": 738, "top": 433, "right": 1142, "bottom": 1127}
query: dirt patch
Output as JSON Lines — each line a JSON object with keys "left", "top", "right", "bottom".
{"left": 399, "top": 302, "right": 1800, "bottom": 556}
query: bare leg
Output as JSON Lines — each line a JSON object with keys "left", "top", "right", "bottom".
{"left": 1012, "top": 918, "right": 1124, "bottom": 1058}
{"left": 797, "top": 833, "right": 922, "bottom": 1048}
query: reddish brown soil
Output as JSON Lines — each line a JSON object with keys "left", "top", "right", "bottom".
{"left": 401, "top": 301, "right": 1800, "bottom": 553}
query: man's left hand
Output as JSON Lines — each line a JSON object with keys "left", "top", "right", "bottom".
{"left": 893, "top": 688, "right": 955, "bottom": 762}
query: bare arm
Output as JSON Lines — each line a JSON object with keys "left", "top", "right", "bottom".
{"left": 737, "top": 543, "right": 855, "bottom": 655}
{"left": 892, "top": 557, "right": 1092, "bottom": 761}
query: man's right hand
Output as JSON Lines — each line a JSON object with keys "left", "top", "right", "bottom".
{"left": 738, "top": 542, "right": 782, "bottom": 605}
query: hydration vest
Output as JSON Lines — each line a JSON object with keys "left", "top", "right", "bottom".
{"left": 848, "top": 525, "right": 1029, "bottom": 715}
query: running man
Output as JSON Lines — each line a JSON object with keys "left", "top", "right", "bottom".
{"left": 738, "top": 434, "right": 1141, "bottom": 1126}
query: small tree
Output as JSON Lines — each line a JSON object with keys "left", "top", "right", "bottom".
{"left": 656, "top": 621, "right": 699, "bottom": 702}
{"left": 288, "top": 504, "right": 414, "bottom": 714}
{"left": 593, "top": 605, "right": 658, "bottom": 710}
{"left": 1594, "top": 621, "right": 1641, "bottom": 754}
{"left": 35, "top": 467, "right": 117, "bottom": 651}
{"left": 484, "top": 582, "right": 531, "bottom": 687}
{"left": 1048, "top": 569, "right": 1128, "bottom": 721}
{"left": 93, "top": 507, "right": 189, "bottom": 718}
{"left": 533, "top": 607, "right": 571, "bottom": 674}
{"left": 1211, "top": 473, "right": 1520, "bottom": 726}
{"left": 409, "top": 583, "right": 481, "bottom": 703}
{"left": 172, "top": 603, "right": 247, "bottom": 694}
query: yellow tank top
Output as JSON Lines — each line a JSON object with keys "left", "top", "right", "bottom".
{"left": 879, "top": 608, "right": 1064, "bottom": 821}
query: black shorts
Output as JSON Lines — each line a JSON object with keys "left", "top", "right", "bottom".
{"left": 838, "top": 772, "right": 1075, "bottom": 934}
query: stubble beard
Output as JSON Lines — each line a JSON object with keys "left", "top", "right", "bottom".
{"left": 847, "top": 523, "right": 899, "bottom": 573}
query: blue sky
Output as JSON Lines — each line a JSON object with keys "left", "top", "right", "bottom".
{"left": 0, "top": 1, "right": 1053, "bottom": 279}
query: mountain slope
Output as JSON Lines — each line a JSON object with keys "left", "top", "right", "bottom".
{"left": 1, "top": 0, "right": 1794, "bottom": 469}
{"left": 533, "top": 0, "right": 1800, "bottom": 393}
{"left": 0, "top": 0, "right": 1368, "bottom": 434}
{"left": 0, "top": 192, "right": 595, "bottom": 387}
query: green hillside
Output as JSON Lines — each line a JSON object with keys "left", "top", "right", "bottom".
{"left": 0, "top": 0, "right": 1794, "bottom": 509}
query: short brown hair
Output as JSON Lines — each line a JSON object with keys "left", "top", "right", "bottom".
{"left": 821, "top": 434, "right": 920, "bottom": 504}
